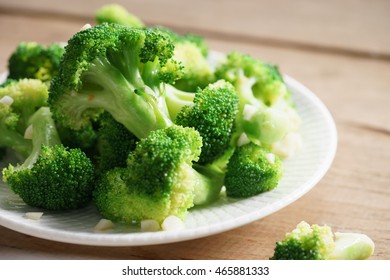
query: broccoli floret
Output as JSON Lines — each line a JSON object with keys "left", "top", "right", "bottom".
{"left": 95, "top": 4, "right": 144, "bottom": 28}
{"left": 270, "top": 221, "right": 375, "bottom": 260}
{"left": 0, "top": 79, "right": 48, "bottom": 157}
{"left": 0, "top": 98, "right": 30, "bottom": 158}
{"left": 96, "top": 112, "right": 138, "bottom": 173}
{"left": 94, "top": 125, "right": 222, "bottom": 224}
{"left": 173, "top": 40, "right": 215, "bottom": 92}
{"left": 2, "top": 107, "right": 95, "bottom": 210}
{"left": 8, "top": 42, "right": 64, "bottom": 82}
{"left": 166, "top": 80, "right": 239, "bottom": 165}
{"left": 157, "top": 27, "right": 212, "bottom": 91}
{"left": 159, "top": 27, "right": 209, "bottom": 58}
{"left": 224, "top": 142, "right": 282, "bottom": 198}
{"left": 215, "top": 51, "right": 287, "bottom": 106}
{"left": 215, "top": 51, "right": 301, "bottom": 145}
{"left": 48, "top": 23, "right": 182, "bottom": 139}
{"left": 149, "top": 26, "right": 213, "bottom": 92}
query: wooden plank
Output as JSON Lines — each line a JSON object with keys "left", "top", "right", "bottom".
{"left": 0, "top": 0, "right": 390, "bottom": 57}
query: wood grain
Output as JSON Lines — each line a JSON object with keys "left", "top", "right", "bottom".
{"left": 0, "top": 0, "right": 389, "bottom": 260}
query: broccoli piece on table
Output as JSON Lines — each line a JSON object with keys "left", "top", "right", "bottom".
{"left": 95, "top": 4, "right": 144, "bottom": 28}
{"left": 166, "top": 80, "right": 239, "bottom": 165}
{"left": 8, "top": 42, "right": 64, "bottom": 82}
{"left": 270, "top": 221, "right": 375, "bottom": 260}
{"left": 93, "top": 125, "right": 225, "bottom": 224}
{"left": 215, "top": 51, "right": 301, "bottom": 146}
{"left": 224, "top": 142, "right": 282, "bottom": 198}
{"left": 0, "top": 79, "right": 48, "bottom": 157}
{"left": 48, "top": 23, "right": 182, "bottom": 139}
{"left": 2, "top": 107, "right": 95, "bottom": 210}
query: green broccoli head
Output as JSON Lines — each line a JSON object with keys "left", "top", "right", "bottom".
{"left": 224, "top": 142, "right": 283, "bottom": 198}
{"left": 2, "top": 107, "right": 95, "bottom": 210}
{"left": 173, "top": 41, "right": 215, "bottom": 92}
{"left": 0, "top": 79, "right": 48, "bottom": 131}
{"left": 215, "top": 51, "right": 301, "bottom": 145}
{"left": 48, "top": 23, "right": 183, "bottom": 139}
{"left": 0, "top": 79, "right": 48, "bottom": 157}
{"left": 270, "top": 221, "right": 375, "bottom": 260}
{"left": 173, "top": 80, "right": 239, "bottom": 165}
{"left": 8, "top": 42, "right": 64, "bottom": 82}
{"left": 95, "top": 4, "right": 145, "bottom": 28}
{"left": 215, "top": 51, "right": 287, "bottom": 106}
{"left": 146, "top": 26, "right": 212, "bottom": 92}
{"left": 94, "top": 125, "right": 202, "bottom": 224}
{"left": 271, "top": 221, "right": 335, "bottom": 260}
{"left": 3, "top": 144, "right": 95, "bottom": 210}
{"left": 96, "top": 5, "right": 213, "bottom": 91}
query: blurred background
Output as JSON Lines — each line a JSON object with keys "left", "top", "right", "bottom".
{"left": 1, "top": 0, "right": 389, "bottom": 61}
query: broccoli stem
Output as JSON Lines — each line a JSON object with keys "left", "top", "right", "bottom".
{"left": 68, "top": 55, "right": 173, "bottom": 139}
{"left": 328, "top": 232, "right": 375, "bottom": 260}
{"left": 165, "top": 84, "right": 195, "bottom": 119}
{"left": 21, "top": 107, "right": 61, "bottom": 168}
{"left": 235, "top": 72, "right": 264, "bottom": 110}
{"left": 0, "top": 128, "right": 32, "bottom": 158}
{"left": 192, "top": 164, "right": 225, "bottom": 206}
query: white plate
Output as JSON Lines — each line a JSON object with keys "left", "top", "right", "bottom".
{"left": 0, "top": 69, "right": 337, "bottom": 246}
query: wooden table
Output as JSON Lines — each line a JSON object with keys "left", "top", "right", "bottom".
{"left": 0, "top": 0, "right": 389, "bottom": 260}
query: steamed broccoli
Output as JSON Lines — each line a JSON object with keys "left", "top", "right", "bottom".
{"left": 215, "top": 51, "right": 301, "bottom": 146}
{"left": 2, "top": 107, "right": 95, "bottom": 210}
{"left": 224, "top": 142, "right": 282, "bottom": 198}
{"left": 8, "top": 42, "right": 64, "bottom": 82}
{"left": 172, "top": 40, "right": 215, "bottom": 92}
{"left": 95, "top": 4, "right": 144, "bottom": 28}
{"left": 94, "top": 125, "right": 223, "bottom": 224}
{"left": 166, "top": 80, "right": 239, "bottom": 165}
{"left": 48, "top": 23, "right": 182, "bottom": 139}
{"left": 0, "top": 79, "right": 48, "bottom": 157}
{"left": 270, "top": 221, "right": 375, "bottom": 260}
